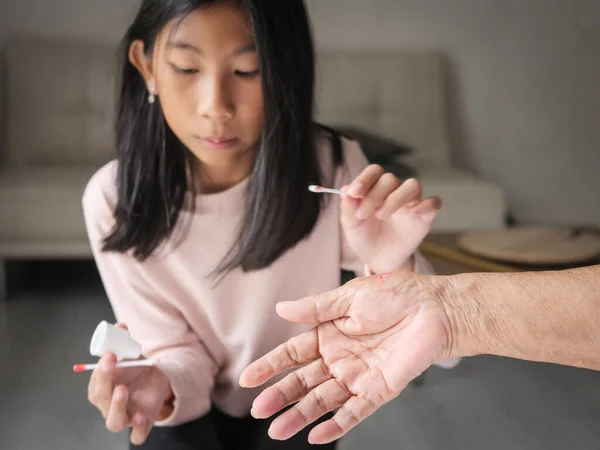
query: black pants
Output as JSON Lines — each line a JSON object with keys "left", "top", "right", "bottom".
{"left": 131, "top": 407, "right": 337, "bottom": 450}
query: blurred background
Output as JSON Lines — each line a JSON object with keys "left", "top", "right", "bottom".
{"left": 1, "top": 1, "right": 599, "bottom": 449}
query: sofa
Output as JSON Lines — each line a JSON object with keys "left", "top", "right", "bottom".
{"left": 315, "top": 50, "right": 506, "bottom": 230}
{"left": 0, "top": 36, "right": 506, "bottom": 299}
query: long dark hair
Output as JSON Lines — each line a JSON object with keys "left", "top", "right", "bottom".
{"left": 103, "top": 0, "right": 343, "bottom": 274}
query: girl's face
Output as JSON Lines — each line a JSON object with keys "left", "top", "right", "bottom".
{"left": 130, "top": 4, "right": 264, "bottom": 181}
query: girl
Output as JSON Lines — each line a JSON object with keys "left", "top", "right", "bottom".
{"left": 83, "top": 1, "right": 453, "bottom": 449}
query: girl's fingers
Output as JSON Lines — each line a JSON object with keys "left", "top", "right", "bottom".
{"left": 340, "top": 191, "right": 362, "bottom": 228}
{"left": 413, "top": 196, "right": 442, "bottom": 223}
{"left": 353, "top": 173, "right": 401, "bottom": 220}
{"left": 89, "top": 353, "right": 117, "bottom": 418}
{"left": 115, "top": 323, "right": 129, "bottom": 331}
{"left": 375, "top": 178, "right": 422, "bottom": 220}
{"left": 130, "top": 413, "right": 152, "bottom": 446}
{"left": 105, "top": 385, "right": 130, "bottom": 433}
{"left": 346, "top": 165, "right": 385, "bottom": 198}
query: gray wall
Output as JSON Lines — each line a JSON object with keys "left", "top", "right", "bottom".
{"left": 0, "top": 1, "right": 6, "bottom": 39}
{"left": 307, "top": 0, "right": 600, "bottom": 226}
{"left": 2, "top": 0, "right": 600, "bottom": 225}
{"left": 3, "top": 0, "right": 137, "bottom": 43}
{"left": 0, "top": 1, "right": 7, "bottom": 158}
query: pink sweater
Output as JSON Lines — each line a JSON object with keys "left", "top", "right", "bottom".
{"left": 82, "top": 136, "right": 434, "bottom": 426}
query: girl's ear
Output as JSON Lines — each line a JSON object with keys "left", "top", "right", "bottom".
{"left": 129, "top": 39, "right": 157, "bottom": 94}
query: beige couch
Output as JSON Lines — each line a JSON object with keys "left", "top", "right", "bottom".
{"left": 315, "top": 51, "right": 506, "bottom": 230}
{"left": 0, "top": 36, "right": 506, "bottom": 299}
{"left": 0, "top": 37, "right": 117, "bottom": 298}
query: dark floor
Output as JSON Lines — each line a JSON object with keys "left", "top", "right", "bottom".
{"left": 1, "top": 261, "right": 599, "bottom": 450}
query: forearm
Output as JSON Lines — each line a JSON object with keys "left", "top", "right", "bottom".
{"left": 153, "top": 345, "right": 216, "bottom": 425}
{"left": 441, "top": 266, "right": 600, "bottom": 370}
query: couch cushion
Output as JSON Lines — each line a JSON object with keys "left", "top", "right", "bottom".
{"left": 417, "top": 164, "right": 507, "bottom": 231}
{"left": 335, "top": 125, "right": 411, "bottom": 159}
{"left": 0, "top": 167, "right": 100, "bottom": 241}
{"left": 315, "top": 51, "right": 451, "bottom": 166}
{"left": 3, "top": 36, "right": 118, "bottom": 167}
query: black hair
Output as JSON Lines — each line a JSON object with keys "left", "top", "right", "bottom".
{"left": 103, "top": 0, "right": 344, "bottom": 274}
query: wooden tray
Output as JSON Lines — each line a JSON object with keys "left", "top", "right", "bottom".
{"left": 457, "top": 227, "right": 600, "bottom": 265}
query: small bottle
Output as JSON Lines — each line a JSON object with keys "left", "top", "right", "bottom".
{"left": 89, "top": 320, "right": 142, "bottom": 361}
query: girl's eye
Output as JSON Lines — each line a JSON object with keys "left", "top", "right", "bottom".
{"left": 235, "top": 69, "right": 260, "bottom": 78}
{"left": 172, "top": 65, "right": 198, "bottom": 75}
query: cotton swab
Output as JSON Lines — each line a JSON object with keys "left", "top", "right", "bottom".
{"left": 72, "top": 359, "right": 157, "bottom": 373}
{"left": 308, "top": 185, "right": 346, "bottom": 195}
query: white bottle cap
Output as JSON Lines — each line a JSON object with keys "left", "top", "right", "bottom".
{"left": 89, "top": 320, "right": 142, "bottom": 361}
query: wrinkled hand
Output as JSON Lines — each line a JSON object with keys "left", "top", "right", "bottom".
{"left": 239, "top": 272, "right": 453, "bottom": 445}
{"left": 341, "top": 165, "right": 441, "bottom": 274}
{"left": 87, "top": 324, "right": 173, "bottom": 445}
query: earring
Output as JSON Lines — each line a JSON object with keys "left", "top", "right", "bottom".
{"left": 148, "top": 85, "right": 156, "bottom": 104}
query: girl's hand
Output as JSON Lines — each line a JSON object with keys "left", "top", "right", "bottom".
{"left": 87, "top": 324, "right": 173, "bottom": 445}
{"left": 340, "top": 165, "right": 441, "bottom": 274}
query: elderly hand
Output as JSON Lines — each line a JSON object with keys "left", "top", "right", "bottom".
{"left": 240, "top": 271, "right": 455, "bottom": 444}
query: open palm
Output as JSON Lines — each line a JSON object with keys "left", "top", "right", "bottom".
{"left": 240, "top": 272, "right": 452, "bottom": 445}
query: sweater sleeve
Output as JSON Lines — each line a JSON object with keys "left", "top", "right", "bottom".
{"left": 337, "top": 139, "right": 435, "bottom": 276}
{"left": 81, "top": 164, "right": 217, "bottom": 426}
